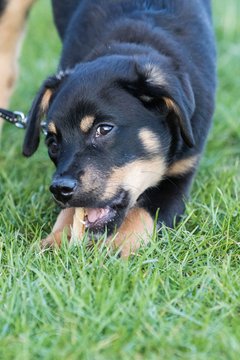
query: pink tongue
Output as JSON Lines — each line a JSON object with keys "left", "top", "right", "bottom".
{"left": 86, "top": 208, "right": 109, "bottom": 223}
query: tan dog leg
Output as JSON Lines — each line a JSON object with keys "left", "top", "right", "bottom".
{"left": 110, "top": 208, "right": 154, "bottom": 258}
{"left": 0, "top": 0, "right": 35, "bottom": 133}
{"left": 41, "top": 208, "right": 75, "bottom": 248}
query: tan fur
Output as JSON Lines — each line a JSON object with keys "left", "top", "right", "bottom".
{"left": 41, "top": 208, "right": 75, "bottom": 248}
{"left": 80, "top": 115, "right": 95, "bottom": 133}
{"left": 41, "top": 89, "right": 53, "bottom": 113}
{"left": 139, "top": 128, "right": 160, "bottom": 154}
{"left": 80, "top": 156, "right": 166, "bottom": 202}
{"left": 103, "top": 157, "right": 166, "bottom": 205}
{"left": 108, "top": 207, "right": 154, "bottom": 257}
{"left": 80, "top": 157, "right": 166, "bottom": 201}
{"left": 0, "top": 0, "right": 35, "bottom": 133}
{"left": 43, "top": 207, "right": 153, "bottom": 257}
{"left": 167, "top": 155, "right": 199, "bottom": 176}
{"left": 48, "top": 121, "right": 57, "bottom": 135}
{"left": 163, "top": 97, "right": 182, "bottom": 119}
{"left": 75, "top": 156, "right": 165, "bottom": 204}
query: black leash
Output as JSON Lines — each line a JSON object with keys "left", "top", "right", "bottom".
{"left": 0, "top": 108, "right": 27, "bottom": 129}
{"left": 0, "top": 107, "right": 47, "bottom": 134}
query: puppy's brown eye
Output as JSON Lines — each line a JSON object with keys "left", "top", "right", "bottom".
{"left": 47, "top": 139, "right": 59, "bottom": 157}
{"left": 50, "top": 141, "right": 58, "bottom": 153}
{"left": 95, "top": 125, "right": 113, "bottom": 137}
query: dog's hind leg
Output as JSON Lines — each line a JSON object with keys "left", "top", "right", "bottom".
{"left": 0, "top": 0, "right": 35, "bottom": 134}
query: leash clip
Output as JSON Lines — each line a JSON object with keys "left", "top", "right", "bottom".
{"left": 40, "top": 121, "right": 48, "bottom": 135}
{"left": 0, "top": 108, "right": 27, "bottom": 129}
{"left": 0, "top": 107, "right": 47, "bottom": 134}
{"left": 13, "top": 111, "right": 27, "bottom": 129}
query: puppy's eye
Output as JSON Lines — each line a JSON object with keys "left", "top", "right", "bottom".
{"left": 95, "top": 124, "right": 113, "bottom": 137}
{"left": 46, "top": 137, "right": 59, "bottom": 157}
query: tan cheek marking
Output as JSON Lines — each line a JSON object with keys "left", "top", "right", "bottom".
{"left": 108, "top": 208, "right": 154, "bottom": 258}
{"left": 41, "top": 89, "right": 53, "bottom": 112}
{"left": 103, "top": 157, "right": 166, "bottom": 204}
{"left": 48, "top": 121, "right": 57, "bottom": 135}
{"left": 166, "top": 155, "right": 199, "bottom": 177}
{"left": 80, "top": 115, "right": 95, "bottom": 133}
{"left": 139, "top": 128, "right": 160, "bottom": 154}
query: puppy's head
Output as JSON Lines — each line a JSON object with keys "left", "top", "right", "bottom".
{"left": 23, "top": 55, "right": 195, "bottom": 235}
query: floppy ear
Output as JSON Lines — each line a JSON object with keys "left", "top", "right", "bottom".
{"left": 22, "top": 75, "right": 62, "bottom": 157}
{"left": 126, "top": 62, "right": 196, "bottom": 147}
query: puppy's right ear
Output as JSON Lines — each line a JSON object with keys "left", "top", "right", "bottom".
{"left": 22, "top": 75, "right": 61, "bottom": 157}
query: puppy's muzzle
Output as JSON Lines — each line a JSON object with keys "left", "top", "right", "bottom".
{"left": 50, "top": 176, "right": 77, "bottom": 203}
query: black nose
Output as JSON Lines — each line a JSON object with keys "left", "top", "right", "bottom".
{"left": 50, "top": 177, "right": 77, "bottom": 203}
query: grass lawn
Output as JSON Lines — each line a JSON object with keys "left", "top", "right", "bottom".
{"left": 0, "top": 0, "right": 240, "bottom": 359}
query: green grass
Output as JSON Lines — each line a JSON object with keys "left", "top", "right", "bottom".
{"left": 0, "top": 0, "right": 240, "bottom": 359}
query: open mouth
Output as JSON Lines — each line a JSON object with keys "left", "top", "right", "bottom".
{"left": 84, "top": 207, "right": 117, "bottom": 230}
{"left": 79, "top": 191, "right": 130, "bottom": 234}
{"left": 53, "top": 189, "right": 129, "bottom": 234}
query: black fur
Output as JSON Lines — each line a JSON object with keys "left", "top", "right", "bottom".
{"left": 51, "top": 0, "right": 80, "bottom": 41}
{"left": 23, "top": 0, "right": 216, "bottom": 236}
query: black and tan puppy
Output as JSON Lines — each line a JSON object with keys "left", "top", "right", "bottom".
{"left": 23, "top": 0, "right": 216, "bottom": 256}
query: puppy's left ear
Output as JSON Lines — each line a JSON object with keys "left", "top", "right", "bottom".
{"left": 22, "top": 75, "right": 62, "bottom": 157}
{"left": 127, "top": 62, "right": 196, "bottom": 147}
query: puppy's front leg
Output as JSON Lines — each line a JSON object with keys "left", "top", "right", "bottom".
{"left": 110, "top": 208, "right": 154, "bottom": 258}
{"left": 41, "top": 208, "right": 75, "bottom": 248}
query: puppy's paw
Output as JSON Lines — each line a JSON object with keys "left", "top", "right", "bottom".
{"left": 41, "top": 208, "right": 75, "bottom": 250}
{"left": 41, "top": 231, "right": 64, "bottom": 249}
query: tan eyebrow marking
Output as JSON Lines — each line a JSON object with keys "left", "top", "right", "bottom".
{"left": 48, "top": 122, "right": 57, "bottom": 134}
{"left": 138, "top": 128, "right": 160, "bottom": 154}
{"left": 80, "top": 115, "right": 95, "bottom": 133}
